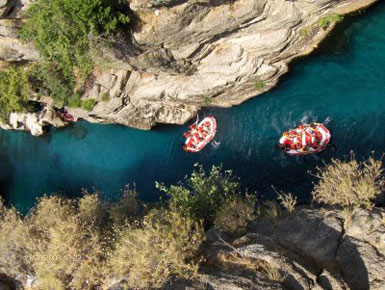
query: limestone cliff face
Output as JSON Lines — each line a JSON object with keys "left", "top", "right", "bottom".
{"left": 0, "top": 0, "right": 380, "bottom": 135}
{"left": 161, "top": 207, "right": 385, "bottom": 290}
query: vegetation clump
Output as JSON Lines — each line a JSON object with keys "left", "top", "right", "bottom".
{"left": 299, "top": 27, "right": 309, "bottom": 38}
{"left": 215, "top": 195, "right": 255, "bottom": 233}
{"left": 157, "top": 165, "right": 243, "bottom": 226}
{"left": 254, "top": 80, "right": 266, "bottom": 90}
{"left": 18, "top": 0, "right": 130, "bottom": 107}
{"left": 319, "top": 14, "right": 343, "bottom": 29}
{"left": 0, "top": 66, "right": 31, "bottom": 122}
{"left": 109, "top": 208, "right": 204, "bottom": 289}
{"left": 81, "top": 99, "right": 98, "bottom": 111}
{"left": 101, "top": 92, "right": 110, "bottom": 102}
{"left": 0, "top": 188, "right": 141, "bottom": 290}
{"left": 277, "top": 192, "right": 297, "bottom": 213}
{"left": 312, "top": 156, "right": 384, "bottom": 210}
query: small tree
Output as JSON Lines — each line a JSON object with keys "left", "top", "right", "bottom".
{"left": 20, "top": 0, "right": 130, "bottom": 105}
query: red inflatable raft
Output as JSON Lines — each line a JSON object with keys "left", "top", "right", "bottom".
{"left": 279, "top": 123, "right": 331, "bottom": 156}
{"left": 183, "top": 116, "right": 217, "bottom": 152}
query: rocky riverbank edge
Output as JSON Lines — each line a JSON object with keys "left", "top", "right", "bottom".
{"left": 162, "top": 206, "right": 385, "bottom": 290}
{"left": 0, "top": 0, "right": 381, "bottom": 136}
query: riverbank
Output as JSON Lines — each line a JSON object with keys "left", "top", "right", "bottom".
{"left": 0, "top": 0, "right": 381, "bottom": 135}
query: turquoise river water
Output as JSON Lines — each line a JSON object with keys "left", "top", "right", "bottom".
{"left": 1, "top": 1, "right": 385, "bottom": 212}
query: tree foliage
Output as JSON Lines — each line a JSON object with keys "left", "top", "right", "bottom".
{"left": 0, "top": 66, "right": 30, "bottom": 122}
{"left": 157, "top": 165, "right": 241, "bottom": 226}
{"left": 19, "top": 0, "right": 130, "bottom": 105}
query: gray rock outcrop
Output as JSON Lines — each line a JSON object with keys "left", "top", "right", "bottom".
{"left": 162, "top": 207, "right": 385, "bottom": 290}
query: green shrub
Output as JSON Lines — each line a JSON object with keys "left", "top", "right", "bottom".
{"left": 0, "top": 66, "right": 31, "bottom": 122}
{"left": 108, "top": 208, "right": 204, "bottom": 289}
{"left": 157, "top": 165, "right": 240, "bottom": 225}
{"left": 28, "top": 62, "right": 74, "bottom": 107}
{"left": 254, "top": 80, "right": 266, "bottom": 90}
{"left": 101, "top": 92, "right": 110, "bottom": 102}
{"left": 319, "top": 14, "right": 343, "bottom": 29}
{"left": 299, "top": 27, "right": 309, "bottom": 38}
{"left": 20, "top": 0, "right": 130, "bottom": 105}
{"left": 204, "top": 96, "right": 212, "bottom": 105}
{"left": 81, "top": 99, "right": 97, "bottom": 111}
{"left": 312, "top": 156, "right": 384, "bottom": 210}
{"left": 215, "top": 194, "right": 255, "bottom": 233}
{"left": 67, "top": 93, "right": 82, "bottom": 108}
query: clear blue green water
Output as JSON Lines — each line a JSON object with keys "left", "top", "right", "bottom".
{"left": 1, "top": 2, "right": 385, "bottom": 212}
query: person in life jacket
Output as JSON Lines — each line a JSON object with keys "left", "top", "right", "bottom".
{"left": 199, "top": 126, "right": 208, "bottom": 139}
{"left": 293, "top": 134, "right": 303, "bottom": 150}
{"left": 280, "top": 132, "right": 297, "bottom": 151}
{"left": 298, "top": 124, "right": 304, "bottom": 131}
{"left": 312, "top": 140, "right": 320, "bottom": 149}
{"left": 183, "top": 131, "right": 192, "bottom": 138}
{"left": 191, "top": 134, "right": 200, "bottom": 146}
{"left": 189, "top": 124, "right": 198, "bottom": 135}
{"left": 196, "top": 126, "right": 205, "bottom": 140}
{"left": 303, "top": 131, "right": 312, "bottom": 145}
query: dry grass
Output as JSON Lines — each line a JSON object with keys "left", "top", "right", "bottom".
{"left": 214, "top": 195, "right": 256, "bottom": 233}
{"left": 217, "top": 252, "right": 287, "bottom": 283}
{"left": 0, "top": 201, "right": 34, "bottom": 277}
{"left": 277, "top": 192, "right": 297, "bottom": 213}
{"left": 30, "top": 196, "right": 106, "bottom": 290}
{"left": 258, "top": 200, "right": 280, "bottom": 217}
{"left": 260, "top": 262, "right": 287, "bottom": 283}
{"left": 217, "top": 252, "right": 264, "bottom": 272}
{"left": 110, "top": 186, "right": 141, "bottom": 226}
{"left": 312, "top": 156, "right": 384, "bottom": 210}
{"left": 107, "top": 208, "right": 204, "bottom": 289}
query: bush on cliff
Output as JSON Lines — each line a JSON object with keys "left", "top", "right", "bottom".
{"left": 0, "top": 198, "right": 34, "bottom": 278}
{"left": 312, "top": 155, "right": 384, "bottom": 210}
{"left": 0, "top": 166, "right": 260, "bottom": 289}
{"left": 19, "top": 0, "right": 130, "bottom": 105}
{"left": 214, "top": 194, "right": 256, "bottom": 233}
{"left": 319, "top": 14, "right": 343, "bottom": 29}
{"left": 157, "top": 165, "right": 242, "bottom": 226}
{"left": 0, "top": 66, "right": 31, "bottom": 122}
{"left": 107, "top": 207, "right": 204, "bottom": 289}
{"left": 0, "top": 187, "right": 204, "bottom": 289}
{"left": 0, "top": 189, "right": 141, "bottom": 290}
